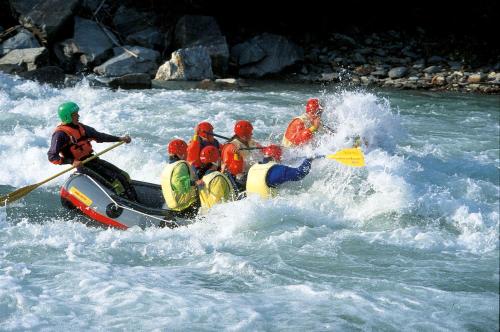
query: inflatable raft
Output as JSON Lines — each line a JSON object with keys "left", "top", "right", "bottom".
{"left": 60, "top": 173, "right": 189, "bottom": 229}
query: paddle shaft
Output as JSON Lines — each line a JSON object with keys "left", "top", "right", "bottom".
{"left": 203, "top": 131, "right": 232, "bottom": 141}
{"left": 0, "top": 141, "right": 125, "bottom": 205}
{"left": 36, "top": 141, "right": 125, "bottom": 187}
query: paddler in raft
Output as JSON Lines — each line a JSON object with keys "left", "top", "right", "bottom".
{"left": 47, "top": 101, "right": 138, "bottom": 201}
{"left": 160, "top": 139, "right": 200, "bottom": 218}
{"left": 282, "top": 98, "right": 328, "bottom": 147}
{"left": 246, "top": 145, "right": 313, "bottom": 199}
{"left": 186, "top": 121, "right": 221, "bottom": 172}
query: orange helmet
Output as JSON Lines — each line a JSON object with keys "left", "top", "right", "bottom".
{"left": 197, "top": 121, "right": 213, "bottom": 139}
{"left": 168, "top": 139, "right": 187, "bottom": 157}
{"left": 234, "top": 120, "right": 253, "bottom": 139}
{"left": 262, "top": 144, "right": 282, "bottom": 161}
{"left": 200, "top": 145, "right": 220, "bottom": 164}
{"left": 306, "top": 98, "right": 323, "bottom": 116}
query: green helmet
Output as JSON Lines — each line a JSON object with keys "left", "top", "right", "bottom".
{"left": 58, "top": 102, "right": 79, "bottom": 124}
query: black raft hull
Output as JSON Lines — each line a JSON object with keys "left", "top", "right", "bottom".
{"left": 60, "top": 173, "right": 184, "bottom": 229}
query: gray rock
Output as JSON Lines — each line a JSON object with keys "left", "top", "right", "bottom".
{"left": 238, "top": 33, "right": 303, "bottom": 78}
{"left": 113, "top": 6, "right": 155, "bottom": 36}
{"left": 428, "top": 55, "right": 446, "bottom": 64}
{"left": 94, "top": 46, "right": 160, "bottom": 77}
{"left": 174, "top": 15, "right": 222, "bottom": 48}
{"left": 231, "top": 41, "right": 265, "bottom": 66}
{"left": 73, "top": 17, "right": 117, "bottom": 66}
{"left": 388, "top": 67, "right": 408, "bottom": 78}
{"left": 18, "top": 66, "right": 65, "bottom": 85}
{"left": 9, "top": 0, "right": 40, "bottom": 17}
{"left": 19, "top": 0, "right": 79, "bottom": 42}
{"left": 0, "top": 47, "right": 48, "bottom": 72}
{"left": 0, "top": 28, "right": 40, "bottom": 56}
{"left": 331, "top": 33, "right": 357, "bottom": 48}
{"left": 107, "top": 73, "right": 152, "bottom": 89}
{"left": 125, "top": 28, "right": 163, "bottom": 50}
{"left": 155, "top": 46, "right": 213, "bottom": 81}
{"left": 352, "top": 53, "right": 366, "bottom": 64}
{"left": 371, "top": 69, "right": 388, "bottom": 78}
{"left": 189, "top": 35, "right": 229, "bottom": 75}
{"left": 423, "top": 65, "right": 442, "bottom": 74}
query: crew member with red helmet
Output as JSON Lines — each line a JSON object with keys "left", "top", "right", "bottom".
{"left": 160, "top": 139, "right": 199, "bottom": 217}
{"left": 246, "top": 145, "right": 313, "bottom": 199}
{"left": 282, "top": 98, "right": 325, "bottom": 147}
{"left": 196, "top": 146, "right": 237, "bottom": 210}
{"left": 221, "top": 120, "right": 261, "bottom": 190}
{"left": 187, "top": 121, "right": 220, "bottom": 169}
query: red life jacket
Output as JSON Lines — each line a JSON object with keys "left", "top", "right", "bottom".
{"left": 54, "top": 124, "right": 94, "bottom": 161}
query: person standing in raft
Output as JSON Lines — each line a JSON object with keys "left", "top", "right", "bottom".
{"left": 221, "top": 120, "right": 262, "bottom": 191}
{"left": 196, "top": 146, "right": 238, "bottom": 211}
{"left": 246, "top": 145, "right": 313, "bottom": 199}
{"left": 47, "top": 101, "right": 137, "bottom": 201}
{"left": 282, "top": 98, "right": 326, "bottom": 147}
{"left": 160, "top": 139, "right": 200, "bottom": 217}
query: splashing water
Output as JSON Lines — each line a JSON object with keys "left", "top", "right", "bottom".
{"left": 0, "top": 73, "right": 498, "bottom": 330}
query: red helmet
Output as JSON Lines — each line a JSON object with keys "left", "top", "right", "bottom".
{"left": 197, "top": 121, "right": 213, "bottom": 139}
{"left": 168, "top": 139, "right": 187, "bottom": 157}
{"left": 306, "top": 98, "right": 323, "bottom": 115}
{"left": 262, "top": 144, "right": 282, "bottom": 161}
{"left": 200, "top": 145, "right": 220, "bottom": 164}
{"left": 234, "top": 120, "right": 253, "bottom": 139}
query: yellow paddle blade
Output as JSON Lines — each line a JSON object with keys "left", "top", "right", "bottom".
{"left": 326, "top": 148, "right": 365, "bottom": 167}
{"left": 0, "top": 184, "right": 40, "bottom": 206}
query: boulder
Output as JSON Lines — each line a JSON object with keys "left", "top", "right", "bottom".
{"left": 230, "top": 41, "right": 265, "bottom": 66}
{"left": 0, "top": 28, "right": 40, "bottom": 56}
{"left": 18, "top": 0, "right": 79, "bottom": 42}
{"left": 18, "top": 66, "right": 65, "bottom": 85}
{"left": 423, "top": 65, "right": 442, "bottom": 74}
{"left": 155, "top": 46, "right": 213, "bottom": 81}
{"left": 174, "top": 15, "right": 222, "bottom": 47}
{"left": 112, "top": 6, "right": 156, "bottom": 36}
{"left": 125, "top": 27, "right": 163, "bottom": 50}
{"left": 106, "top": 73, "right": 152, "bottom": 89}
{"left": 73, "top": 17, "right": 117, "bottom": 66}
{"left": 0, "top": 47, "right": 48, "bottom": 72}
{"left": 388, "top": 66, "right": 408, "bottom": 79}
{"left": 93, "top": 46, "right": 160, "bottom": 77}
{"left": 174, "top": 15, "right": 228, "bottom": 75}
{"left": 9, "top": 0, "right": 40, "bottom": 17}
{"left": 236, "top": 33, "right": 303, "bottom": 78}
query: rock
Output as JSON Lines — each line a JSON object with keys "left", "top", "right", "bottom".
{"left": 231, "top": 41, "right": 265, "bottom": 66}
{"left": 9, "top": 0, "right": 40, "bottom": 16}
{"left": 331, "top": 33, "right": 356, "bottom": 48}
{"left": 0, "top": 28, "right": 40, "bottom": 56}
{"left": 106, "top": 73, "right": 152, "bottom": 89}
{"left": 467, "top": 73, "right": 486, "bottom": 83}
{"left": 73, "top": 17, "right": 117, "bottom": 66}
{"left": 428, "top": 55, "right": 446, "bottom": 64}
{"left": 371, "top": 69, "right": 388, "bottom": 78}
{"left": 423, "top": 65, "right": 442, "bottom": 74}
{"left": 18, "top": 0, "right": 79, "bottom": 42}
{"left": 431, "top": 75, "right": 446, "bottom": 85}
{"left": 113, "top": 6, "right": 155, "bottom": 36}
{"left": 175, "top": 15, "right": 222, "bottom": 47}
{"left": 0, "top": 47, "right": 48, "bottom": 72}
{"left": 155, "top": 46, "right": 213, "bottom": 81}
{"left": 319, "top": 73, "right": 339, "bottom": 81}
{"left": 388, "top": 67, "right": 408, "bottom": 79}
{"left": 173, "top": 16, "right": 228, "bottom": 76}
{"left": 352, "top": 53, "right": 366, "bottom": 64}
{"left": 94, "top": 46, "right": 160, "bottom": 77}
{"left": 237, "top": 33, "right": 303, "bottom": 78}
{"left": 354, "top": 65, "right": 372, "bottom": 75}
{"left": 125, "top": 28, "right": 163, "bottom": 50}
{"left": 17, "top": 66, "right": 65, "bottom": 85}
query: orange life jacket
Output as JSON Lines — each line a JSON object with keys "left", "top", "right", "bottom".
{"left": 54, "top": 124, "right": 94, "bottom": 161}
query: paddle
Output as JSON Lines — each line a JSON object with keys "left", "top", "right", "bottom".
{"left": 202, "top": 131, "right": 231, "bottom": 141}
{"left": 316, "top": 148, "right": 365, "bottom": 167}
{"left": 0, "top": 141, "right": 125, "bottom": 206}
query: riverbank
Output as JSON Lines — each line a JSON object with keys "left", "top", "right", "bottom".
{"left": 0, "top": 1, "right": 498, "bottom": 93}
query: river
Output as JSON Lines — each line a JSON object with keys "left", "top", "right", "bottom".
{"left": 0, "top": 73, "right": 498, "bottom": 331}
